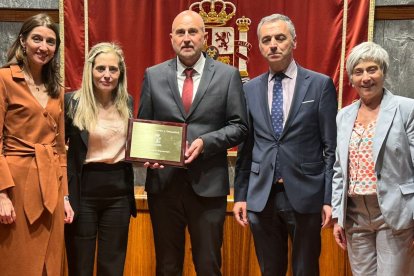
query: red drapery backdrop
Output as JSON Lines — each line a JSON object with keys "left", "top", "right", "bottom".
{"left": 64, "top": 0, "right": 370, "bottom": 113}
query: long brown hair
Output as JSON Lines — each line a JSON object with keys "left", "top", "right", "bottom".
{"left": 4, "top": 13, "right": 61, "bottom": 98}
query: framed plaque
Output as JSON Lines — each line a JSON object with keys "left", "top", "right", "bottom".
{"left": 125, "top": 119, "right": 187, "bottom": 167}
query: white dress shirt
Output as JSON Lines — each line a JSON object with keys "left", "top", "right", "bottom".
{"left": 267, "top": 60, "right": 298, "bottom": 127}
{"left": 176, "top": 54, "right": 206, "bottom": 101}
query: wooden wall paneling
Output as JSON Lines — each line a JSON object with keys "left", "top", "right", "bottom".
{"left": 116, "top": 188, "right": 353, "bottom": 276}
{"left": 222, "top": 202, "right": 259, "bottom": 276}
{"left": 319, "top": 228, "right": 352, "bottom": 276}
{"left": 375, "top": 5, "right": 414, "bottom": 20}
{"left": 124, "top": 192, "right": 156, "bottom": 275}
{"left": 0, "top": 8, "right": 59, "bottom": 22}
{"left": 2, "top": 6, "right": 413, "bottom": 24}
{"left": 63, "top": 187, "right": 353, "bottom": 275}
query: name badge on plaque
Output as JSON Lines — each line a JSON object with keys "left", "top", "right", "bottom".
{"left": 125, "top": 119, "right": 187, "bottom": 167}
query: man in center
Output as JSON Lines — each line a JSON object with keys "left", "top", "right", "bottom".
{"left": 138, "top": 10, "right": 248, "bottom": 276}
{"left": 233, "top": 14, "right": 337, "bottom": 275}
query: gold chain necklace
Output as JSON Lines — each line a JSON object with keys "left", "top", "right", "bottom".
{"left": 23, "top": 72, "right": 42, "bottom": 92}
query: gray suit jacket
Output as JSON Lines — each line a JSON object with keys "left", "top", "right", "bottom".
{"left": 138, "top": 55, "right": 248, "bottom": 197}
{"left": 234, "top": 64, "right": 337, "bottom": 213}
{"left": 332, "top": 89, "right": 414, "bottom": 230}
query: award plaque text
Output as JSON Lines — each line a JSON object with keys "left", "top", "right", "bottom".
{"left": 125, "top": 119, "right": 187, "bottom": 167}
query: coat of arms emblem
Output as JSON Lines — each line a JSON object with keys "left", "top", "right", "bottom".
{"left": 190, "top": 0, "right": 252, "bottom": 82}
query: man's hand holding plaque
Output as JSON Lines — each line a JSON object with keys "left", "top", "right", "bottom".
{"left": 141, "top": 138, "right": 204, "bottom": 169}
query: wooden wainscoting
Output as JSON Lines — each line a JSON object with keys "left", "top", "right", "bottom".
{"left": 64, "top": 187, "right": 352, "bottom": 275}
{"left": 123, "top": 187, "right": 352, "bottom": 276}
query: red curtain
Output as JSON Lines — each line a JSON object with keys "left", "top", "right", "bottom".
{"left": 64, "top": 0, "right": 86, "bottom": 93}
{"left": 64, "top": 0, "right": 370, "bottom": 112}
{"left": 342, "top": 0, "right": 370, "bottom": 106}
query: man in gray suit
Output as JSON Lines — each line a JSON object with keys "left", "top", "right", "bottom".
{"left": 233, "top": 14, "right": 337, "bottom": 276}
{"left": 138, "top": 10, "right": 248, "bottom": 276}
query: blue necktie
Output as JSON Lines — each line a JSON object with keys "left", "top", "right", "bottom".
{"left": 271, "top": 73, "right": 285, "bottom": 139}
{"left": 271, "top": 73, "right": 285, "bottom": 182}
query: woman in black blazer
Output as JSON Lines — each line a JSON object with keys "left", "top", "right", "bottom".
{"left": 64, "top": 42, "right": 137, "bottom": 276}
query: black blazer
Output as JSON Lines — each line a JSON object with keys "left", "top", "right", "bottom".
{"left": 64, "top": 92, "right": 137, "bottom": 218}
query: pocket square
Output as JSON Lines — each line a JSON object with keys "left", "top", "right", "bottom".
{"left": 302, "top": 100, "right": 314, "bottom": 104}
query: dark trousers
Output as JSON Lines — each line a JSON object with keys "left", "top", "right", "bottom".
{"left": 148, "top": 171, "right": 227, "bottom": 276}
{"left": 65, "top": 163, "right": 132, "bottom": 276}
{"left": 248, "top": 185, "right": 321, "bottom": 276}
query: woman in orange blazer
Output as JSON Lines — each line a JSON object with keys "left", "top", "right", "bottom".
{"left": 0, "top": 14, "right": 73, "bottom": 276}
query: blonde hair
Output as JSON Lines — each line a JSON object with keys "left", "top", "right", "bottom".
{"left": 69, "top": 42, "right": 131, "bottom": 131}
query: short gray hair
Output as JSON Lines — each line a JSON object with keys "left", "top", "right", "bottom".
{"left": 346, "top": 41, "right": 389, "bottom": 79}
{"left": 257, "top": 14, "right": 296, "bottom": 40}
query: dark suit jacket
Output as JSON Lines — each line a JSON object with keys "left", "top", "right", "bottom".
{"left": 138, "top": 55, "right": 248, "bottom": 197}
{"left": 234, "top": 64, "right": 337, "bottom": 213}
{"left": 64, "top": 92, "right": 137, "bottom": 218}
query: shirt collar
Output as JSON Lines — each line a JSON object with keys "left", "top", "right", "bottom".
{"left": 10, "top": 64, "right": 25, "bottom": 80}
{"left": 177, "top": 53, "right": 206, "bottom": 75}
{"left": 268, "top": 59, "right": 297, "bottom": 83}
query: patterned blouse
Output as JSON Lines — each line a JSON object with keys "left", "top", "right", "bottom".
{"left": 348, "top": 120, "right": 377, "bottom": 196}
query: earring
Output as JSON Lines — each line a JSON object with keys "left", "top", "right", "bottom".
{"left": 23, "top": 46, "right": 26, "bottom": 55}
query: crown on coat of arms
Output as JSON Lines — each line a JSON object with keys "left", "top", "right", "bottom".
{"left": 236, "top": 16, "right": 251, "bottom": 32}
{"left": 189, "top": 0, "right": 236, "bottom": 26}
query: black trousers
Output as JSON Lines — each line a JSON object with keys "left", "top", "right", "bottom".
{"left": 65, "top": 163, "right": 132, "bottom": 276}
{"left": 248, "top": 184, "right": 322, "bottom": 276}
{"left": 148, "top": 170, "right": 227, "bottom": 276}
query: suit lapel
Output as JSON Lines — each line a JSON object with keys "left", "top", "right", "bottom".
{"left": 281, "top": 66, "right": 308, "bottom": 138}
{"left": 372, "top": 90, "right": 397, "bottom": 165}
{"left": 340, "top": 103, "right": 359, "bottom": 177}
{"left": 80, "top": 130, "right": 89, "bottom": 147}
{"left": 188, "top": 57, "right": 214, "bottom": 117}
{"left": 70, "top": 96, "right": 89, "bottom": 147}
{"left": 256, "top": 73, "right": 275, "bottom": 138}
{"left": 167, "top": 59, "right": 186, "bottom": 117}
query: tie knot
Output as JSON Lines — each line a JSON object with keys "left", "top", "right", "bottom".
{"left": 273, "top": 73, "right": 285, "bottom": 82}
{"left": 184, "top": 68, "right": 194, "bottom": 78}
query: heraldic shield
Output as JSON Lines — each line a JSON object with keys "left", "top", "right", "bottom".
{"left": 189, "top": 0, "right": 252, "bottom": 83}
